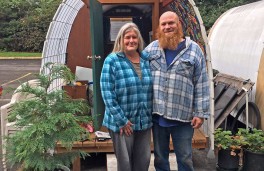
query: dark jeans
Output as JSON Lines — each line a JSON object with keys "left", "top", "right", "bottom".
{"left": 152, "top": 122, "right": 194, "bottom": 171}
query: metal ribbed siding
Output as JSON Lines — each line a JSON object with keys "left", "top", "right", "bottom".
{"left": 41, "top": 0, "right": 84, "bottom": 90}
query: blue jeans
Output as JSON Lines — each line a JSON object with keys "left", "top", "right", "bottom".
{"left": 152, "top": 122, "right": 194, "bottom": 171}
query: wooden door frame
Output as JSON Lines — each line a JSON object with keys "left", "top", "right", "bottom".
{"left": 98, "top": 0, "right": 160, "bottom": 38}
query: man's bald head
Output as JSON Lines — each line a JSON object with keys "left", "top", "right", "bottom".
{"left": 159, "top": 11, "right": 179, "bottom": 24}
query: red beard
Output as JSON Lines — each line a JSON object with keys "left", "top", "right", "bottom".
{"left": 156, "top": 25, "right": 184, "bottom": 50}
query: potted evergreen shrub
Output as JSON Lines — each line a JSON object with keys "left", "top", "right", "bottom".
{"left": 4, "top": 62, "right": 92, "bottom": 170}
{"left": 237, "top": 128, "right": 264, "bottom": 171}
{"left": 214, "top": 128, "right": 243, "bottom": 171}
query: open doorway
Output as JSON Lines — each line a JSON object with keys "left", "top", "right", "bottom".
{"left": 102, "top": 4, "right": 153, "bottom": 56}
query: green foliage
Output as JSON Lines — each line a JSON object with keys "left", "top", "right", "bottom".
{"left": 0, "top": 0, "right": 259, "bottom": 52}
{"left": 194, "top": 0, "right": 259, "bottom": 31}
{"left": 215, "top": 128, "right": 264, "bottom": 154}
{"left": 214, "top": 128, "right": 243, "bottom": 150}
{"left": 0, "top": 0, "right": 61, "bottom": 52}
{"left": 0, "top": 52, "right": 41, "bottom": 57}
{"left": 5, "top": 62, "right": 92, "bottom": 170}
{"left": 236, "top": 128, "right": 264, "bottom": 153}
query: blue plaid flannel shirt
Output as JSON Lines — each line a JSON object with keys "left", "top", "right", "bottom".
{"left": 100, "top": 52, "right": 153, "bottom": 132}
{"left": 144, "top": 37, "right": 210, "bottom": 122}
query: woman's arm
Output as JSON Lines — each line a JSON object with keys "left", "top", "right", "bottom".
{"left": 100, "top": 56, "right": 128, "bottom": 128}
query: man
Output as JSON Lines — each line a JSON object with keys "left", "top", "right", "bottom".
{"left": 144, "top": 11, "right": 210, "bottom": 171}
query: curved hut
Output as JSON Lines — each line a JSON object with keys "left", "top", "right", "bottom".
{"left": 40, "top": 1, "right": 215, "bottom": 165}
{"left": 209, "top": 0, "right": 264, "bottom": 130}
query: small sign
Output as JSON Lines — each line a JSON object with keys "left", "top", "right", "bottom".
{"left": 110, "top": 18, "right": 132, "bottom": 41}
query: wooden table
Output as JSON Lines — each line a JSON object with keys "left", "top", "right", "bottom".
{"left": 56, "top": 128, "right": 207, "bottom": 171}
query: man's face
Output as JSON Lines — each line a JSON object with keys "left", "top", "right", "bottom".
{"left": 159, "top": 13, "right": 178, "bottom": 37}
{"left": 157, "top": 12, "right": 183, "bottom": 50}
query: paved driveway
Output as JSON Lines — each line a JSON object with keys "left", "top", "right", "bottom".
{"left": 0, "top": 59, "right": 41, "bottom": 106}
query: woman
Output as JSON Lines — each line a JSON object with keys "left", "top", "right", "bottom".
{"left": 100, "top": 23, "right": 153, "bottom": 171}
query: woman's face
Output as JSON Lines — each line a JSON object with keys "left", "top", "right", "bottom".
{"left": 123, "top": 30, "right": 139, "bottom": 53}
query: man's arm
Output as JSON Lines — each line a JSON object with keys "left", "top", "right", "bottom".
{"left": 192, "top": 44, "right": 210, "bottom": 121}
{"left": 143, "top": 40, "right": 160, "bottom": 60}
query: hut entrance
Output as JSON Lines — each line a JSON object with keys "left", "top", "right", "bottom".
{"left": 87, "top": 0, "right": 158, "bottom": 129}
{"left": 99, "top": 0, "right": 158, "bottom": 56}
{"left": 64, "top": 0, "right": 159, "bottom": 130}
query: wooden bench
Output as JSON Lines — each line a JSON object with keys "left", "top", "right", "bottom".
{"left": 56, "top": 128, "right": 207, "bottom": 171}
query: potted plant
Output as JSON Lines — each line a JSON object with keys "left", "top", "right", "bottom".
{"left": 4, "top": 62, "right": 92, "bottom": 170}
{"left": 214, "top": 128, "right": 243, "bottom": 171}
{"left": 237, "top": 128, "right": 264, "bottom": 171}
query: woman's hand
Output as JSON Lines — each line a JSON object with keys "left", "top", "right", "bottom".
{"left": 120, "top": 121, "right": 133, "bottom": 136}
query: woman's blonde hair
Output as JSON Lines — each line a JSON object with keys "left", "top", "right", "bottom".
{"left": 112, "top": 22, "right": 144, "bottom": 53}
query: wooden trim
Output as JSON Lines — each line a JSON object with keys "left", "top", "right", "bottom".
{"left": 110, "top": 18, "right": 132, "bottom": 21}
{"left": 72, "top": 157, "right": 81, "bottom": 171}
{"left": 152, "top": 0, "right": 159, "bottom": 39}
{"left": 162, "top": 0, "right": 173, "bottom": 6}
{"left": 256, "top": 48, "right": 264, "bottom": 130}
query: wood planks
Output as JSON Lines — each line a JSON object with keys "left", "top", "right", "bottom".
{"left": 56, "top": 128, "right": 207, "bottom": 153}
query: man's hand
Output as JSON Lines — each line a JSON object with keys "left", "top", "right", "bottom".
{"left": 120, "top": 121, "right": 133, "bottom": 136}
{"left": 191, "top": 117, "right": 204, "bottom": 129}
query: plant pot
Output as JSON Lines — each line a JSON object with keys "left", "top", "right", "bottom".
{"left": 217, "top": 149, "right": 240, "bottom": 171}
{"left": 243, "top": 149, "right": 264, "bottom": 171}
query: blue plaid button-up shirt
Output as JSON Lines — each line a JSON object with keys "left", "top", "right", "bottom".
{"left": 144, "top": 37, "right": 210, "bottom": 122}
{"left": 100, "top": 52, "right": 153, "bottom": 132}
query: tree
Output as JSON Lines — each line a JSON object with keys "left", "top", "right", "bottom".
{"left": 0, "top": 0, "right": 61, "bottom": 52}
{"left": 5, "top": 62, "right": 92, "bottom": 170}
{"left": 194, "top": 0, "right": 259, "bottom": 31}
{"left": 0, "top": 0, "right": 259, "bottom": 52}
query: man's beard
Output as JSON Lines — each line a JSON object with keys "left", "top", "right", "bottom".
{"left": 157, "top": 28, "right": 183, "bottom": 50}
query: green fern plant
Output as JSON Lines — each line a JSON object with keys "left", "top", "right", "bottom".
{"left": 5, "top": 62, "right": 92, "bottom": 170}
